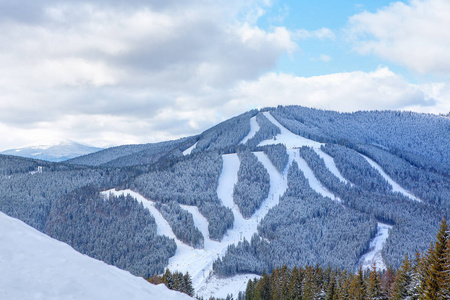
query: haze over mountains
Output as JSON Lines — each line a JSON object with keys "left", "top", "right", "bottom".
{"left": 0, "top": 105, "right": 449, "bottom": 299}
{"left": 0, "top": 140, "right": 102, "bottom": 162}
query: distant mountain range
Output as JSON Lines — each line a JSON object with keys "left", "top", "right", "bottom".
{"left": 0, "top": 141, "right": 103, "bottom": 162}
{"left": 0, "top": 105, "right": 449, "bottom": 299}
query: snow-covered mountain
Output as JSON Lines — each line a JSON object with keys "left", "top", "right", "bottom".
{"left": 0, "top": 106, "right": 449, "bottom": 299}
{"left": 0, "top": 211, "right": 193, "bottom": 300}
{"left": 0, "top": 140, "right": 102, "bottom": 162}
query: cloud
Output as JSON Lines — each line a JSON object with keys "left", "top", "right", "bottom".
{"left": 231, "top": 67, "right": 448, "bottom": 113}
{"left": 347, "top": 0, "right": 450, "bottom": 75}
{"left": 0, "top": 0, "right": 296, "bottom": 149}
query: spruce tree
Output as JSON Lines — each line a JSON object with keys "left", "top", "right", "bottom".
{"left": 422, "top": 218, "right": 448, "bottom": 300}
{"left": 367, "top": 264, "right": 385, "bottom": 300}
{"left": 349, "top": 267, "right": 366, "bottom": 300}
{"left": 440, "top": 238, "right": 450, "bottom": 300}
{"left": 288, "top": 266, "right": 303, "bottom": 300}
{"left": 183, "top": 272, "right": 194, "bottom": 297}
{"left": 392, "top": 254, "right": 413, "bottom": 300}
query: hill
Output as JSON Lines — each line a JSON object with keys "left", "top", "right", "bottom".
{"left": 0, "top": 105, "right": 449, "bottom": 298}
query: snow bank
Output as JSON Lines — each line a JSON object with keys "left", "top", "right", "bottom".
{"left": 357, "top": 223, "right": 392, "bottom": 272}
{"left": 360, "top": 155, "right": 422, "bottom": 202}
{"left": 240, "top": 116, "right": 260, "bottom": 144}
{"left": 0, "top": 211, "right": 193, "bottom": 300}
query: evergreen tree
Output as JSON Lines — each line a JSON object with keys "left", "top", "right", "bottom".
{"left": 440, "top": 238, "right": 450, "bottom": 300}
{"left": 288, "top": 266, "right": 303, "bottom": 300}
{"left": 421, "top": 218, "right": 448, "bottom": 300}
{"left": 367, "top": 264, "right": 385, "bottom": 300}
{"left": 381, "top": 266, "right": 396, "bottom": 298}
{"left": 183, "top": 272, "right": 194, "bottom": 297}
{"left": 392, "top": 254, "right": 413, "bottom": 299}
{"left": 349, "top": 267, "right": 366, "bottom": 300}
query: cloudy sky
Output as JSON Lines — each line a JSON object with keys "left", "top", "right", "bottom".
{"left": 1, "top": 0, "right": 449, "bottom": 150}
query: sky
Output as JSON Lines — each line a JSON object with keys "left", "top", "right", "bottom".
{"left": 0, "top": 0, "right": 449, "bottom": 150}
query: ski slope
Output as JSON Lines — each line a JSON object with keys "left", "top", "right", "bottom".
{"left": 240, "top": 116, "right": 260, "bottom": 144}
{"left": 183, "top": 142, "right": 197, "bottom": 156}
{"left": 290, "top": 149, "right": 341, "bottom": 203}
{"left": 104, "top": 151, "right": 290, "bottom": 299}
{"left": 313, "top": 148, "right": 350, "bottom": 185}
{"left": 258, "top": 111, "right": 323, "bottom": 149}
{"left": 0, "top": 211, "right": 193, "bottom": 300}
{"left": 357, "top": 223, "right": 392, "bottom": 272}
{"left": 361, "top": 155, "right": 422, "bottom": 202}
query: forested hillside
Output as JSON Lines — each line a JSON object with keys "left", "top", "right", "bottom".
{"left": 1, "top": 105, "right": 448, "bottom": 299}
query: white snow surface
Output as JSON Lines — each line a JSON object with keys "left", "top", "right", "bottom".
{"left": 290, "top": 149, "right": 342, "bottom": 203}
{"left": 313, "top": 148, "right": 350, "bottom": 184}
{"left": 183, "top": 142, "right": 197, "bottom": 156}
{"left": 258, "top": 111, "right": 323, "bottom": 149}
{"left": 361, "top": 155, "right": 422, "bottom": 202}
{"left": 0, "top": 211, "right": 193, "bottom": 300}
{"left": 240, "top": 116, "right": 260, "bottom": 144}
{"left": 104, "top": 152, "right": 290, "bottom": 299}
{"left": 357, "top": 223, "right": 392, "bottom": 272}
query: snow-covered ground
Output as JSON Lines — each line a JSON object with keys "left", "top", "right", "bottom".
{"left": 258, "top": 112, "right": 323, "bottom": 149}
{"left": 313, "top": 148, "right": 350, "bottom": 185}
{"left": 183, "top": 142, "right": 197, "bottom": 156}
{"left": 357, "top": 223, "right": 392, "bottom": 272}
{"left": 290, "top": 149, "right": 341, "bottom": 203}
{"left": 104, "top": 151, "right": 290, "bottom": 299}
{"left": 0, "top": 211, "right": 193, "bottom": 300}
{"left": 240, "top": 116, "right": 260, "bottom": 144}
{"left": 361, "top": 154, "right": 422, "bottom": 202}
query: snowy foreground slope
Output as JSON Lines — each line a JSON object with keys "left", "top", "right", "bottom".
{"left": 0, "top": 211, "right": 193, "bottom": 300}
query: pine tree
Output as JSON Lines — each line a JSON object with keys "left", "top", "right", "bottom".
{"left": 421, "top": 218, "right": 448, "bottom": 300}
{"left": 440, "top": 238, "right": 450, "bottom": 300}
{"left": 367, "top": 264, "right": 385, "bottom": 300}
{"left": 245, "top": 279, "right": 255, "bottom": 300}
{"left": 381, "top": 265, "right": 396, "bottom": 298}
{"left": 392, "top": 254, "right": 413, "bottom": 300}
{"left": 349, "top": 267, "right": 366, "bottom": 300}
{"left": 288, "top": 266, "right": 303, "bottom": 300}
{"left": 183, "top": 272, "right": 194, "bottom": 297}
{"left": 162, "top": 269, "right": 174, "bottom": 290}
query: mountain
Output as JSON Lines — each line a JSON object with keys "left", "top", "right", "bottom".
{"left": 0, "top": 140, "right": 103, "bottom": 162}
{"left": 0, "top": 106, "right": 449, "bottom": 299}
{"left": 0, "top": 211, "right": 193, "bottom": 300}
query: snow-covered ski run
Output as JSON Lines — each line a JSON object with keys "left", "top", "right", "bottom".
{"left": 360, "top": 154, "right": 422, "bottom": 202}
{"left": 357, "top": 223, "right": 392, "bottom": 272}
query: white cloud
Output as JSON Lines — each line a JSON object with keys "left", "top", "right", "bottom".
{"left": 347, "top": 0, "right": 450, "bottom": 75}
{"left": 231, "top": 67, "right": 448, "bottom": 113}
{"left": 0, "top": 0, "right": 296, "bottom": 150}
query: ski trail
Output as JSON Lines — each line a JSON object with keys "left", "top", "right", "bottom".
{"left": 240, "top": 116, "right": 260, "bottom": 144}
{"left": 198, "top": 152, "right": 289, "bottom": 299}
{"left": 357, "top": 223, "right": 392, "bottom": 272}
{"left": 258, "top": 111, "right": 323, "bottom": 149}
{"left": 183, "top": 142, "right": 197, "bottom": 156}
{"left": 179, "top": 205, "right": 211, "bottom": 248}
{"left": 313, "top": 148, "right": 350, "bottom": 185}
{"left": 289, "top": 149, "right": 342, "bottom": 203}
{"left": 102, "top": 189, "right": 177, "bottom": 239}
{"left": 360, "top": 154, "right": 422, "bottom": 202}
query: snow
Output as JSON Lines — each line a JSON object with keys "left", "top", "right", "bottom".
{"left": 290, "top": 149, "right": 342, "bottom": 203}
{"left": 360, "top": 154, "right": 422, "bottom": 202}
{"left": 240, "top": 116, "right": 260, "bottom": 144}
{"left": 313, "top": 148, "right": 350, "bottom": 185}
{"left": 0, "top": 211, "right": 193, "bottom": 300}
{"left": 183, "top": 142, "right": 197, "bottom": 156}
{"left": 103, "top": 152, "right": 290, "bottom": 299}
{"left": 258, "top": 111, "right": 323, "bottom": 149}
{"left": 357, "top": 223, "right": 392, "bottom": 272}
{"left": 197, "top": 274, "right": 260, "bottom": 299}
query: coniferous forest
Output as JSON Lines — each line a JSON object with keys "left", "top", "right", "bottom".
{"left": 236, "top": 218, "right": 450, "bottom": 300}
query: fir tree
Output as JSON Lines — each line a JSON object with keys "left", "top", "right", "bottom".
{"left": 421, "top": 218, "right": 448, "bottom": 300}
{"left": 367, "top": 264, "right": 385, "bottom": 300}
{"left": 392, "top": 254, "right": 413, "bottom": 300}
{"left": 288, "top": 266, "right": 303, "bottom": 300}
{"left": 349, "top": 267, "right": 366, "bottom": 300}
